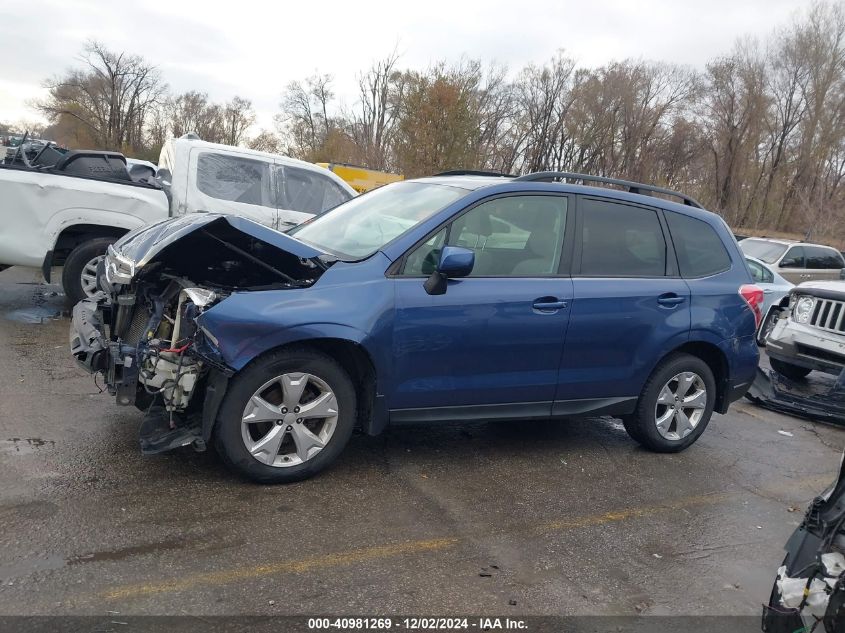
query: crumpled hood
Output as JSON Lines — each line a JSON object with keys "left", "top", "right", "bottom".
{"left": 113, "top": 213, "right": 329, "bottom": 266}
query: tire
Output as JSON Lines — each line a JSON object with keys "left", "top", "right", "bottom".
{"left": 61, "top": 237, "right": 113, "bottom": 305}
{"left": 214, "top": 348, "right": 357, "bottom": 484}
{"left": 624, "top": 353, "right": 716, "bottom": 453}
{"left": 770, "top": 358, "right": 812, "bottom": 381}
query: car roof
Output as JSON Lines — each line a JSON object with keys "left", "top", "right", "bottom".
{"left": 742, "top": 237, "right": 800, "bottom": 245}
{"left": 413, "top": 174, "right": 719, "bottom": 220}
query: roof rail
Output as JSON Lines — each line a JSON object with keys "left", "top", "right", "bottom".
{"left": 514, "top": 171, "right": 703, "bottom": 208}
{"left": 435, "top": 169, "right": 515, "bottom": 178}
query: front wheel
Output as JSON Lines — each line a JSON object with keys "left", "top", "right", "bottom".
{"left": 623, "top": 353, "right": 716, "bottom": 452}
{"left": 61, "top": 237, "right": 113, "bottom": 304}
{"left": 215, "top": 348, "right": 357, "bottom": 483}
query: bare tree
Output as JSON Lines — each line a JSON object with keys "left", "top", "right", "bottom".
{"left": 38, "top": 40, "right": 166, "bottom": 151}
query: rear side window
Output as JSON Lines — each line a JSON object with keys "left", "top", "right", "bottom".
{"left": 278, "top": 165, "right": 353, "bottom": 214}
{"left": 579, "top": 198, "right": 666, "bottom": 277}
{"left": 666, "top": 212, "right": 731, "bottom": 278}
{"left": 196, "top": 153, "right": 272, "bottom": 207}
{"left": 805, "top": 245, "right": 845, "bottom": 270}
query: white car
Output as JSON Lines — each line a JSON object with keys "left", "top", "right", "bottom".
{"left": 739, "top": 237, "right": 845, "bottom": 284}
{"left": 0, "top": 134, "right": 356, "bottom": 303}
{"left": 745, "top": 256, "right": 793, "bottom": 340}
{"left": 765, "top": 281, "right": 845, "bottom": 379}
{"left": 156, "top": 136, "right": 355, "bottom": 232}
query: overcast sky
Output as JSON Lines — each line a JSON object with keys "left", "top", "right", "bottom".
{"left": 0, "top": 0, "right": 809, "bottom": 132}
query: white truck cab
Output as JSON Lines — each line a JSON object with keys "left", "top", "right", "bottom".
{"left": 0, "top": 135, "right": 356, "bottom": 304}
{"left": 157, "top": 136, "right": 355, "bottom": 231}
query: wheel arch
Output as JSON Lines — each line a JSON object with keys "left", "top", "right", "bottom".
{"left": 43, "top": 223, "right": 131, "bottom": 283}
{"left": 211, "top": 337, "right": 384, "bottom": 438}
{"left": 658, "top": 341, "right": 730, "bottom": 414}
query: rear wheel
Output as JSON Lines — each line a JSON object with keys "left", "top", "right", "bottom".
{"left": 61, "top": 237, "right": 113, "bottom": 304}
{"left": 215, "top": 348, "right": 357, "bottom": 483}
{"left": 770, "top": 358, "right": 812, "bottom": 381}
{"left": 624, "top": 353, "right": 716, "bottom": 452}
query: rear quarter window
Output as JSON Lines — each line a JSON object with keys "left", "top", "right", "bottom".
{"left": 665, "top": 212, "right": 731, "bottom": 278}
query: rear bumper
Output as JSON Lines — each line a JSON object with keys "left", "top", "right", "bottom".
{"left": 717, "top": 334, "right": 758, "bottom": 413}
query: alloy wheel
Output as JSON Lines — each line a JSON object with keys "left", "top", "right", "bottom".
{"left": 241, "top": 372, "right": 339, "bottom": 467}
{"left": 654, "top": 371, "right": 707, "bottom": 441}
{"left": 80, "top": 255, "right": 105, "bottom": 298}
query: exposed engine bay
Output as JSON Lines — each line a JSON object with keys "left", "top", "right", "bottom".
{"left": 763, "top": 450, "right": 845, "bottom": 632}
{"left": 69, "top": 214, "right": 331, "bottom": 454}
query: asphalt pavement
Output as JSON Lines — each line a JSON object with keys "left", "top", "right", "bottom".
{"left": 0, "top": 265, "right": 842, "bottom": 618}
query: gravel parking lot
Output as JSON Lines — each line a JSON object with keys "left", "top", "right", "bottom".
{"left": 0, "top": 265, "right": 842, "bottom": 618}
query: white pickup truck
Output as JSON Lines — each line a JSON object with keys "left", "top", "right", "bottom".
{"left": 0, "top": 134, "right": 355, "bottom": 303}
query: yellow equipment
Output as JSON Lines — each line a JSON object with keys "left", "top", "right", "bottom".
{"left": 316, "top": 162, "right": 403, "bottom": 193}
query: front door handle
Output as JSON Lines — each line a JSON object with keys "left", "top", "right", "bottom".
{"left": 533, "top": 297, "right": 568, "bottom": 311}
{"left": 657, "top": 293, "right": 686, "bottom": 307}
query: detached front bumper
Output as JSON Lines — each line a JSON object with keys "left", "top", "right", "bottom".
{"left": 69, "top": 296, "right": 139, "bottom": 406}
{"left": 767, "top": 317, "right": 845, "bottom": 375}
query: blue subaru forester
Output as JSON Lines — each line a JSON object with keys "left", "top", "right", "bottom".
{"left": 71, "top": 171, "right": 762, "bottom": 482}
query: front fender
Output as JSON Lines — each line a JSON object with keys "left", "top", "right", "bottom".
{"left": 196, "top": 274, "right": 394, "bottom": 374}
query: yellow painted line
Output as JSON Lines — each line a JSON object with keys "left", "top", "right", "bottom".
{"left": 99, "top": 478, "right": 825, "bottom": 601}
{"left": 103, "top": 537, "right": 458, "bottom": 600}
{"left": 534, "top": 492, "right": 732, "bottom": 534}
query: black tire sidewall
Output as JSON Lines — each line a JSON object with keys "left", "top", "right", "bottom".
{"left": 215, "top": 349, "right": 357, "bottom": 484}
{"left": 629, "top": 354, "right": 716, "bottom": 452}
{"left": 769, "top": 357, "right": 812, "bottom": 381}
{"left": 61, "top": 237, "right": 113, "bottom": 305}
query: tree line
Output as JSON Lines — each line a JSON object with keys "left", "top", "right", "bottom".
{"left": 12, "top": 1, "right": 845, "bottom": 243}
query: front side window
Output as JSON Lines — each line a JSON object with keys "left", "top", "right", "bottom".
{"left": 780, "top": 246, "right": 805, "bottom": 268}
{"left": 400, "top": 195, "right": 567, "bottom": 277}
{"left": 277, "top": 165, "right": 352, "bottom": 214}
{"left": 196, "top": 153, "right": 272, "bottom": 207}
{"left": 666, "top": 212, "right": 731, "bottom": 278}
{"left": 290, "top": 181, "right": 466, "bottom": 260}
{"left": 579, "top": 198, "right": 667, "bottom": 277}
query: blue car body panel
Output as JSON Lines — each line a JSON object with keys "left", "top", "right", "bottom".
{"left": 192, "top": 177, "right": 758, "bottom": 430}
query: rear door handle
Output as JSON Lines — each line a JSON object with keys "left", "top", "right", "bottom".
{"left": 657, "top": 294, "right": 686, "bottom": 307}
{"left": 533, "top": 297, "right": 568, "bottom": 311}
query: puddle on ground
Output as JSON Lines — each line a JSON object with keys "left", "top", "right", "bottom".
{"left": 4, "top": 306, "right": 62, "bottom": 324}
{"left": 0, "top": 537, "right": 192, "bottom": 581}
{"left": 4, "top": 284, "right": 66, "bottom": 324}
{"left": 0, "top": 438, "right": 56, "bottom": 455}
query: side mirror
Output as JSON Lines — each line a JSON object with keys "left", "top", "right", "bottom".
{"left": 424, "top": 246, "right": 475, "bottom": 295}
{"left": 155, "top": 167, "right": 172, "bottom": 188}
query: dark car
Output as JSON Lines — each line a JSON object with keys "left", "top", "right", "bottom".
{"left": 70, "top": 172, "right": 762, "bottom": 483}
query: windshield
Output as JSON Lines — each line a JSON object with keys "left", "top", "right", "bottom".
{"left": 290, "top": 181, "right": 466, "bottom": 259}
{"left": 740, "top": 239, "right": 789, "bottom": 264}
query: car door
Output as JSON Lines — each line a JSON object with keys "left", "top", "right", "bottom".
{"left": 777, "top": 246, "right": 808, "bottom": 284}
{"left": 274, "top": 163, "right": 352, "bottom": 231}
{"left": 804, "top": 245, "right": 845, "bottom": 282}
{"left": 389, "top": 194, "right": 573, "bottom": 419}
{"left": 186, "top": 149, "right": 277, "bottom": 227}
{"left": 555, "top": 196, "right": 691, "bottom": 410}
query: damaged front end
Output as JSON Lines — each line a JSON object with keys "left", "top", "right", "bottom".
{"left": 763, "top": 450, "right": 845, "bottom": 632}
{"left": 69, "top": 213, "right": 332, "bottom": 454}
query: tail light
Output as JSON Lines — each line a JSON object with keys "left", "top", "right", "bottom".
{"left": 739, "top": 284, "right": 764, "bottom": 328}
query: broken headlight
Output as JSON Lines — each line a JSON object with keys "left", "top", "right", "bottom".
{"left": 793, "top": 296, "right": 816, "bottom": 324}
{"left": 104, "top": 245, "right": 136, "bottom": 285}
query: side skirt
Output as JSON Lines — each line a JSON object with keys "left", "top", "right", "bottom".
{"left": 389, "top": 397, "right": 637, "bottom": 425}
